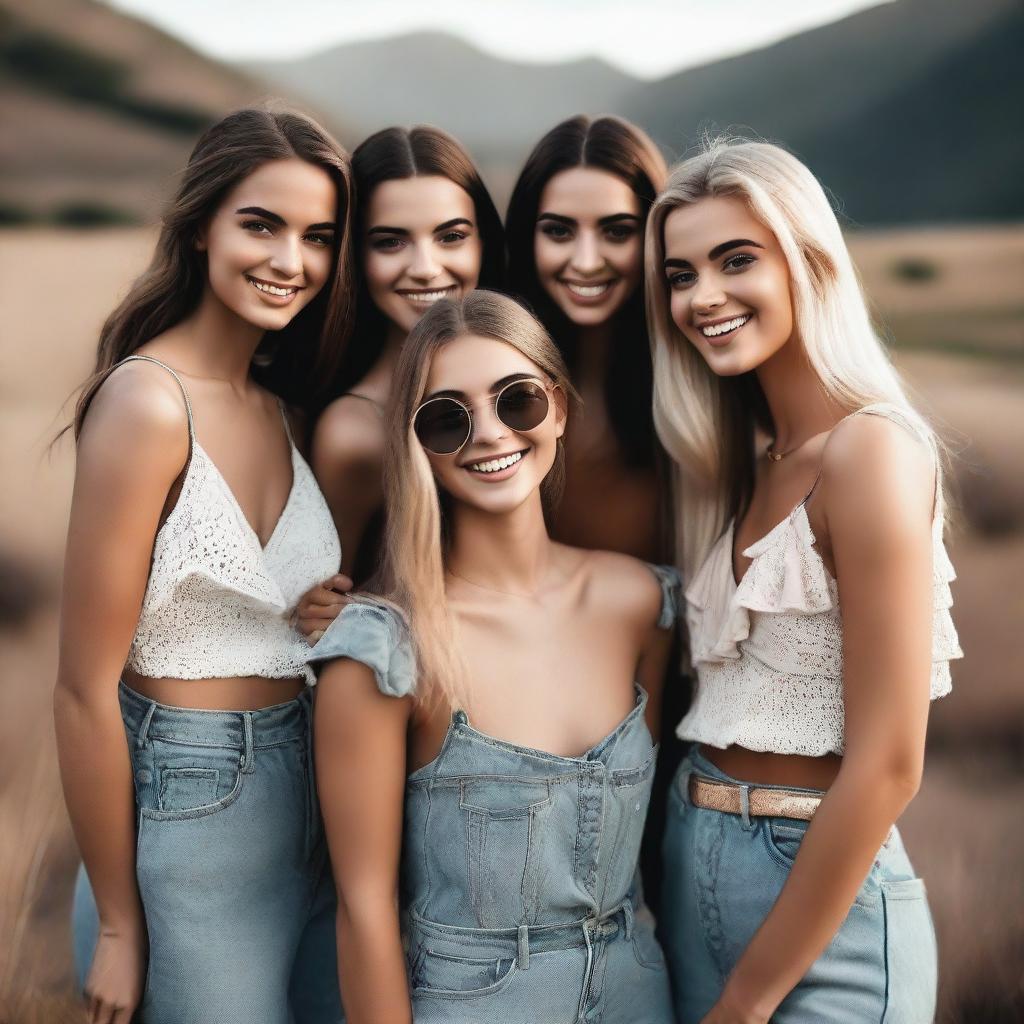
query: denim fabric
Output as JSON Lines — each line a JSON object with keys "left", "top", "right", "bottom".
{"left": 402, "top": 684, "right": 675, "bottom": 1023}
{"left": 71, "top": 682, "right": 343, "bottom": 1024}
{"left": 660, "top": 747, "right": 937, "bottom": 1023}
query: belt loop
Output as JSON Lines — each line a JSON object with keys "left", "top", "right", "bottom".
{"left": 739, "top": 784, "right": 753, "bottom": 830}
{"left": 517, "top": 924, "right": 530, "bottom": 971}
{"left": 622, "top": 900, "right": 634, "bottom": 941}
{"left": 136, "top": 701, "right": 156, "bottom": 750}
{"left": 676, "top": 763, "right": 694, "bottom": 809}
{"left": 240, "top": 711, "right": 256, "bottom": 774}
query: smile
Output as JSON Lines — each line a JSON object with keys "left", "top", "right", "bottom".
{"left": 561, "top": 280, "right": 615, "bottom": 298}
{"left": 700, "top": 314, "right": 751, "bottom": 338}
{"left": 398, "top": 286, "right": 458, "bottom": 305}
{"left": 247, "top": 275, "right": 300, "bottom": 298}
{"left": 465, "top": 450, "right": 526, "bottom": 475}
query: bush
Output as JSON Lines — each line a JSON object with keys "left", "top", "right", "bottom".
{"left": 50, "top": 202, "right": 140, "bottom": 228}
{"left": 890, "top": 256, "right": 940, "bottom": 283}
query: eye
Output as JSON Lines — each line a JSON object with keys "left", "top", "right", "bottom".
{"left": 371, "top": 236, "right": 405, "bottom": 252}
{"left": 724, "top": 253, "right": 756, "bottom": 271}
{"left": 539, "top": 222, "right": 572, "bottom": 242}
{"left": 667, "top": 270, "right": 696, "bottom": 290}
{"left": 305, "top": 232, "right": 333, "bottom": 247}
{"left": 603, "top": 224, "right": 637, "bottom": 243}
{"left": 438, "top": 230, "right": 469, "bottom": 245}
{"left": 242, "top": 219, "right": 272, "bottom": 235}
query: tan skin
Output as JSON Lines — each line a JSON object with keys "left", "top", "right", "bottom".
{"left": 534, "top": 166, "right": 663, "bottom": 562}
{"left": 663, "top": 195, "right": 936, "bottom": 1023}
{"left": 309, "top": 175, "right": 483, "bottom": 590}
{"left": 53, "top": 157, "right": 338, "bottom": 1024}
{"left": 314, "top": 334, "right": 673, "bottom": 1023}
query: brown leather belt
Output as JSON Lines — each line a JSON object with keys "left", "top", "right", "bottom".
{"left": 689, "top": 775, "right": 822, "bottom": 821}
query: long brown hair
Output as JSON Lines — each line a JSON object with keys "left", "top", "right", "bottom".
{"left": 506, "top": 114, "right": 667, "bottom": 469}
{"left": 71, "top": 106, "right": 355, "bottom": 437}
{"left": 331, "top": 125, "right": 506, "bottom": 396}
{"left": 376, "top": 290, "right": 578, "bottom": 710}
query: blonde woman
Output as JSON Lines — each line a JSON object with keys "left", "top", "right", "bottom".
{"left": 645, "top": 140, "right": 961, "bottom": 1023}
{"left": 307, "top": 291, "right": 679, "bottom": 1023}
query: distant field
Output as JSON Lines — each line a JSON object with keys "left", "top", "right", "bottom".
{"left": 0, "top": 225, "right": 1021, "bottom": 1021}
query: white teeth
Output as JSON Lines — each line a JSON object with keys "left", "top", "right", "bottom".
{"left": 701, "top": 315, "right": 750, "bottom": 337}
{"left": 565, "top": 281, "right": 612, "bottom": 297}
{"left": 469, "top": 451, "right": 524, "bottom": 474}
{"left": 249, "top": 278, "right": 296, "bottom": 297}
{"left": 405, "top": 289, "right": 453, "bottom": 304}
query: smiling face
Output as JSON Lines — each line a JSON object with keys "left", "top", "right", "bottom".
{"left": 419, "top": 334, "right": 566, "bottom": 517}
{"left": 198, "top": 157, "right": 337, "bottom": 331}
{"left": 363, "top": 176, "right": 483, "bottom": 334}
{"left": 534, "top": 167, "right": 643, "bottom": 328}
{"left": 662, "top": 194, "right": 795, "bottom": 377}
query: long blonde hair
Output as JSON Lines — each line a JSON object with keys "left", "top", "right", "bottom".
{"left": 374, "top": 290, "right": 578, "bottom": 710}
{"left": 645, "top": 138, "right": 942, "bottom": 578}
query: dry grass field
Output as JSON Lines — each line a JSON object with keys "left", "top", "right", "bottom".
{"left": 0, "top": 225, "right": 1021, "bottom": 1022}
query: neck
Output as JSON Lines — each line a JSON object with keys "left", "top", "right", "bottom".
{"left": 171, "top": 287, "right": 265, "bottom": 388}
{"left": 446, "top": 493, "right": 553, "bottom": 597}
{"left": 756, "top": 337, "right": 845, "bottom": 450}
{"left": 574, "top": 320, "right": 614, "bottom": 390}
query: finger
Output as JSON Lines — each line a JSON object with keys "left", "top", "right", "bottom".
{"left": 301, "top": 601, "right": 346, "bottom": 616}
{"left": 331, "top": 574, "right": 354, "bottom": 592}
{"left": 307, "top": 629, "right": 325, "bottom": 646}
{"left": 305, "top": 587, "right": 348, "bottom": 608}
{"left": 113, "top": 1002, "right": 138, "bottom": 1024}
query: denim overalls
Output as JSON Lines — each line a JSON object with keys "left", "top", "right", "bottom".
{"left": 309, "top": 566, "right": 680, "bottom": 1024}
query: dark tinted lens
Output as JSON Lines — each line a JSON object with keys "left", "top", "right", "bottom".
{"left": 414, "top": 399, "right": 471, "bottom": 454}
{"left": 496, "top": 381, "right": 549, "bottom": 433}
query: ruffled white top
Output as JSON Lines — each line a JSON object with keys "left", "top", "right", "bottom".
{"left": 678, "top": 415, "right": 962, "bottom": 756}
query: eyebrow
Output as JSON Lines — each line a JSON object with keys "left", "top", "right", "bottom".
{"left": 423, "top": 372, "right": 535, "bottom": 403}
{"left": 537, "top": 212, "right": 640, "bottom": 227}
{"left": 367, "top": 217, "right": 474, "bottom": 237}
{"left": 664, "top": 238, "right": 765, "bottom": 271}
{"left": 236, "top": 206, "right": 335, "bottom": 232}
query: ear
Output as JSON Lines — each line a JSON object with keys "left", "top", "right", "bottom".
{"left": 551, "top": 384, "right": 568, "bottom": 440}
{"left": 194, "top": 224, "right": 208, "bottom": 253}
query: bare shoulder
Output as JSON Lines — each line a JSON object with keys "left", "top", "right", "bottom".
{"left": 313, "top": 394, "right": 386, "bottom": 472}
{"left": 78, "top": 359, "right": 190, "bottom": 472}
{"left": 821, "top": 410, "right": 936, "bottom": 542}
{"left": 575, "top": 547, "right": 664, "bottom": 630}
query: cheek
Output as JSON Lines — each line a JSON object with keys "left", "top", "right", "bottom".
{"left": 448, "top": 242, "right": 482, "bottom": 287}
{"left": 612, "top": 239, "right": 643, "bottom": 281}
{"left": 363, "top": 251, "right": 396, "bottom": 302}
{"left": 533, "top": 235, "right": 563, "bottom": 283}
{"left": 305, "top": 247, "right": 333, "bottom": 289}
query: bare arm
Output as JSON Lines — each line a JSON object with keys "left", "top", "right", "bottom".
{"left": 708, "top": 416, "right": 936, "bottom": 1023}
{"left": 311, "top": 397, "right": 385, "bottom": 579}
{"left": 53, "top": 364, "right": 189, "bottom": 1021}
{"left": 314, "top": 660, "right": 413, "bottom": 1024}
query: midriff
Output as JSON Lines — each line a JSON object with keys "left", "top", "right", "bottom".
{"left": 703, "top": 744, "right": 842, "bottom": 792}
{"left": 123, "top": 670, "right": 306, "bottom": 711}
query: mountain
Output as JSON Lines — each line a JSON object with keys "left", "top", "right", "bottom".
{"left": 0, "top": 0, "right": 340, "bottom": 223}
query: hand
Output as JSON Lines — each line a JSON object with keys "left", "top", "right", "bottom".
{"left": 84, "top": 926, "right": 146, "bottom": 1024}
{"left": 294, "top": 574, "right": 353, "bottom": 643}
{"left": 700, "top": 986, "right": 771, "bottom": 1024}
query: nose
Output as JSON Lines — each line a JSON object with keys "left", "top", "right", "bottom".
{"left": 568, "top": 230, "right": 605, "bottom": 277}
{"left": 408, "top": 241, "right": 442, "bottom": 282}
{"left": 269, "top": 232, "right": 303, "bottom": 279}
{"left": 468, "top": 399, "right": 508, "bottom": 447}
{"left": 690, "top": 275, "right": 727, "bottom": 315}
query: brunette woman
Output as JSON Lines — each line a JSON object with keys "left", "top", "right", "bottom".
{"left": 55, "top": 108, "right": 353, "bottom": 1024}
{"left": 646, "top": 139, "right": 961, "bottom": 1022}
{"left": 309, "top": 291, "right": 679, "bottom": 1024}
{"left": 306, "top": 125, "right": 505, "bottom": 594}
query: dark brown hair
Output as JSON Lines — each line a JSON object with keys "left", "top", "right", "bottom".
{"left": 71, "top": 106, "right": 355, "bottom": 437}
{"left": 332, "top": 125, "right": 506, "bottom": 395}
{"left": 505, "top": 114, "right": 667, "bottom": 468}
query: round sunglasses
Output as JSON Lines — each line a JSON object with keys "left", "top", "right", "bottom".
{"left": 413, "top": 377, "right": 556, "bottom": 456}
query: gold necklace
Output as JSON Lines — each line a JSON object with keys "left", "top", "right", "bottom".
{"left": 446, "top": 568, "right": 541, "bottom": 600}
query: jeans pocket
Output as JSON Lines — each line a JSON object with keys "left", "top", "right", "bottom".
{"left": 135, "top": 739, "right": 245, "bottom": 821}
{"left": 411, "top": 948, "right": 517, "bottom": 999}
{"left": 761, "top": 819, "right": 809, "bottom": 869}
{"left": 632, "top": 918, "right": 669, "bottom": 971}
{"left": 882, "top": 879, "right": 937, "bottom": 1023}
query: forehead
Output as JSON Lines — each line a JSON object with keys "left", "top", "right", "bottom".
{"left": 221, "top": 157, "right": 336, "bottom": 222}
{"left": 366, "top": 175, "right": 475, "bottom": 230}
{"left": 663, "top": 195, "right": 772, "bottom": 257}
{"left": 539, "top": 167, "right": 639, "bottom": 219}
{"left": 425, "top": 334, "right": 541, "bottom": 394}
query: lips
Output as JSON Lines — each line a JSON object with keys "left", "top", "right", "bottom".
{"left": 461, "top": 448, "right": 529, "bottom": 479}
{"left": 697, "top": 313, "right": 751, "bottom": 341}
{"left": 246, "top": 275, "right": 301, "bottom": 301}
{"left": 397, "top": 286, "right": 458, "bottom": 306}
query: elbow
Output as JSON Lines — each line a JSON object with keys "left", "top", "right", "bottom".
{"left": 842, "top": 747, "right": 924, "bottom": 816}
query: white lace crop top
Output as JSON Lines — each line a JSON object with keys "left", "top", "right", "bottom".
{"left": 116, "top": 356, "right": 341, "bottom": 684}
{"left": 678, "top": 406, "right": 962, "bottom": 757}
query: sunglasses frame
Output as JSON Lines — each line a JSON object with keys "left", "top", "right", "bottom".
{"left": 412, "top": 377, "right": 558, "bottom": 456}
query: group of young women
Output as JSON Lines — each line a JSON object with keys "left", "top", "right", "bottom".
{"left": 55, "top": 102, "right": 960, "bottom": 1024}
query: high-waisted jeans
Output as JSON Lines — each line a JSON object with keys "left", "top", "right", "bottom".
{"left": 72, "top": 682, "right": 343, "bottom": 1024}
{"left": 660, "top": 747, "right": 937, "bottom": 1023}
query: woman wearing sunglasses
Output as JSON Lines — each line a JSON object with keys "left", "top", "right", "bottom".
{"left": 307, "top": 291, "right": 679, "bottom": 1024}
{"left": 304, "top": 125, "right": 505, "bottom": 599}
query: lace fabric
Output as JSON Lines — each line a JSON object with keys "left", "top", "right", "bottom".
{"left": 114, "top": 356, "right": 341, "bottom": 684}
{"left": 679, "top": 412, "right": 962, "bottom": 756}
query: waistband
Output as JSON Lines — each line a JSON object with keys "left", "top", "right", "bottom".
{"left": 683, "top": 745, "right": 826, "bottom": 795}
{"left": 118, "top": 680, "right": 311, "bottom": 750}
{"left": 408, "top": 897, "right": 637, "bottom": 966}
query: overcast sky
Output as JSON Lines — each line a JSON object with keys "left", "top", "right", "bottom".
{"left": 107, "top": 0, "right": 895, "bottom": 79}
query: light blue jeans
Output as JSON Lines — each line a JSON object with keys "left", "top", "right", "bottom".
{"left": 72, "top": 682, "right": 343, "bottom": 1024}
{"left": 660, "top": 747, "right": 937, "bottom": 1023}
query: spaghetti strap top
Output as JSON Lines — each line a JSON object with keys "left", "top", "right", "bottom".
{"left": 109, "top": 355, "right": 341, "bottom": 683}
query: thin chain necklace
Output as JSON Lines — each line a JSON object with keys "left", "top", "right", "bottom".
{"left": 446, "top": 568, "right": 542, "bottom": 600}
{"left": 766, "top": 429, "right": 830, "bottom": 463}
